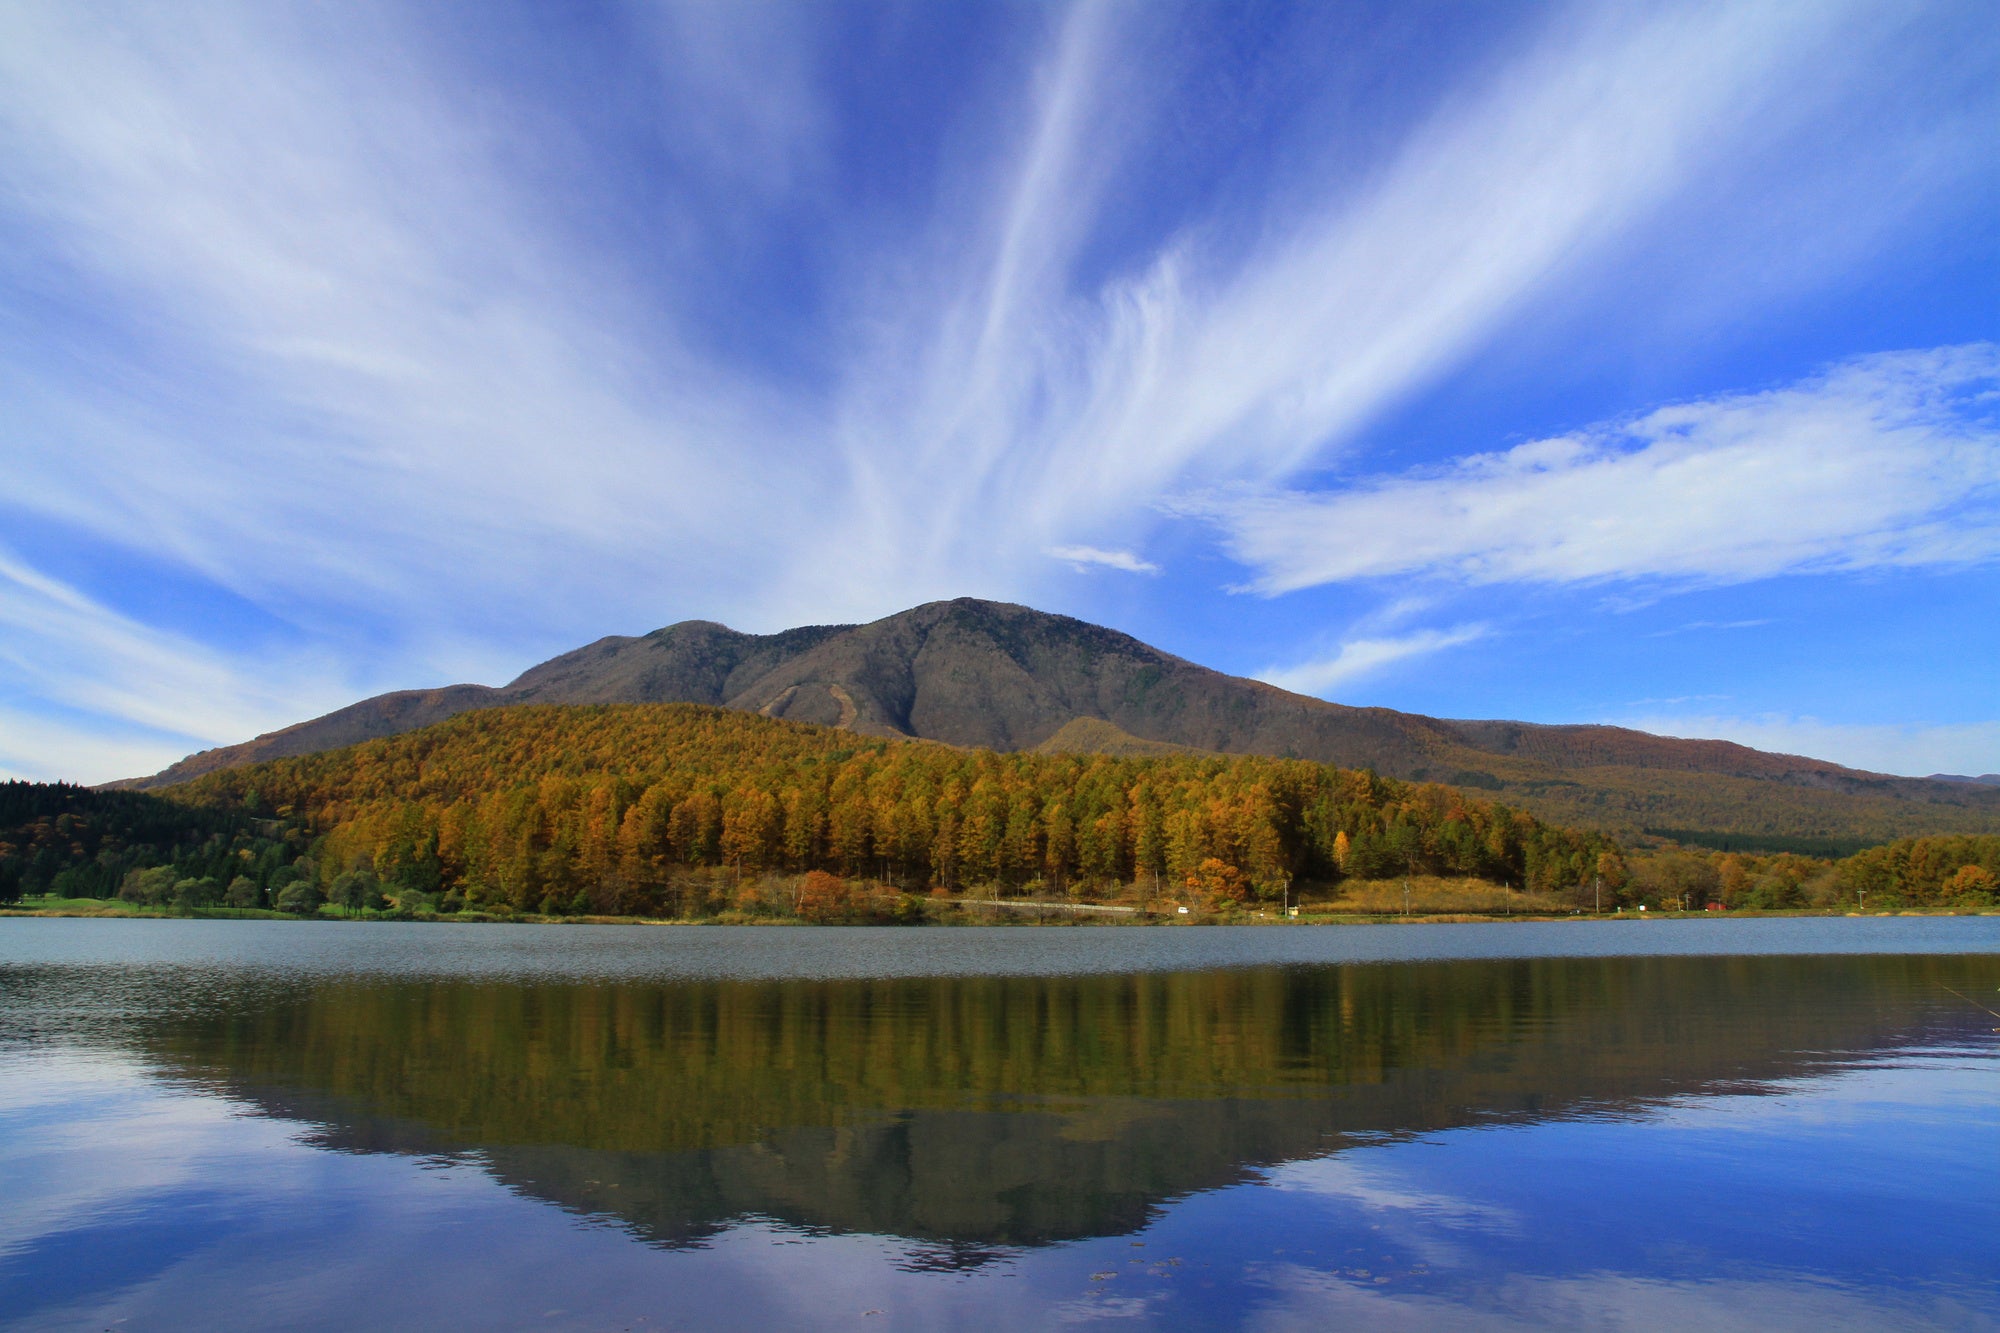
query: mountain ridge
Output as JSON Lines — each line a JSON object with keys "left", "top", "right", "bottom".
{"left": 122, "top": 598, "right": 2000, "bottom": 841}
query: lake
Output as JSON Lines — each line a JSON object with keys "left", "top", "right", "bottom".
{"left": 2, "top": 918, "right": 1996, "bottom": 1330}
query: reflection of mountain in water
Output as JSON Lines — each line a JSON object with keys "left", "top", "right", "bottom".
{"left": 138, "top": 956, "right": 1995, "bottom": 1257}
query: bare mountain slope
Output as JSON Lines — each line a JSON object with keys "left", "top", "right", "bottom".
{"left": 131, "top": 600, "right": 1464, "bottom": 786}
{"left": 123, "top": 599, "right": 2000, "bottom": 841}
{"left": 131, "top": 621, "right": 851, "bottom": 789}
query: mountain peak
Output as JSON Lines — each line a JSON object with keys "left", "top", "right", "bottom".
{"left": 116, "top": 600, "right": 2000, "bottom": 843}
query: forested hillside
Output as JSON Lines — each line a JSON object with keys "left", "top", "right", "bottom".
{"left": 0, "top": 781, "right": 301, "bottom": 905}
{"left": 174, "top": 703, "right": 1618, "bottom": 915}
{"left": 123, "top": 599, "right": 2000, "bottom": 847}
{"left": 9, "top": 708, "right": 1994, "bottom": 917}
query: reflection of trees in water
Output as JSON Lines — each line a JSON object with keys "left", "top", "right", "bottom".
{"left": 132, "top": 955, "right": 1997, "bottom": 1257}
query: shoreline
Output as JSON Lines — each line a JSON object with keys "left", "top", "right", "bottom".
{"left": 5, "top": 898, "right": 1995, "bottom": 927}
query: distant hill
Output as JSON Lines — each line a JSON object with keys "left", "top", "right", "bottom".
{"left": 123, "top": 598, "right": 2000, "bottom": 842}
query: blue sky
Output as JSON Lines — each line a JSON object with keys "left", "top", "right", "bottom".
{"left": 2, "top": 0, "right": 1996, "bottom": 785}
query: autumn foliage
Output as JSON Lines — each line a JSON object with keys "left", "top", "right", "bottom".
{"left": 173, "top": 703, "right": 1617, "bottom": 915}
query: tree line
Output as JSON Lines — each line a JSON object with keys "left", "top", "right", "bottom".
{"left": 1618, "top": 835, "right": 1998, "bottom": 911}
{"left": 168, "top": 703, "right": 1618, "bottom": 916}
{"left": 0, "top": 781, "right": 307, "bottom": 909}
{"left": 10, "top": 706, "right": 1992, "bottom": 919}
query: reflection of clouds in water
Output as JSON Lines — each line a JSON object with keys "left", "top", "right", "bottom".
{"left": 0, "top": 1048, "right": 273, "bottom": 1255}
{"left": 1262, "top": 1153, "right": 1518, "bottom": 1229}
{"left": 1052, "top": 1292, "right": 1162, "bottom": 1322}
{"left": 1247, "top": 1268, "right": 1976, "bottom": 1333}
{"left": 8, "top": 947, "right": 1997, "bottom": 1332}
{"left": 674, "top": 1223, "right": 1045, "bottom": 1330}
{"left": 1240, "top": 1060, "right": 2000, "bottom": 1332}
{"left": 1258, "top": 1149, "right": 1519, "bottom": 1270}
{"left": 0, "top": 1053, "right": 524, "bottom": 1332}
{"left": 5, "top": 1053, "right": 1995, "bottom": 1333}
{"left": 1251, "top": 1266, "right": 1529, "bottom": 1332}
{"left": 0, "top": 1066, "right": 1087, "bottom": 1332}
{"left": 1650, "top": 1053, "right": 1995, "bottom": 1125}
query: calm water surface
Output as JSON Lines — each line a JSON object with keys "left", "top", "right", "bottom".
{"left": 2, "top": 918, "right": 1996, "bottom": 1331}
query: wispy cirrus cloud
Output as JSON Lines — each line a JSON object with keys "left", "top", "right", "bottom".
{"left": 794, "top": 0, "right": 1901, "bottom": 617}
{"left": 1647, "top": 621, "right": 1773, "bottom": 638}
{"left": 1259, "top": 624, "right": 1489, "bottom": 698}
{"left": 0, "top": 1, "right": 815, "bottom": 630}
{"left": 1214, "top": 345, "right": 2000, "bottom": 595}
{"left": 0, "top": 549, "right": 349, "bottom": 781}
{"left": 1046, "top": 545, "right": 1159, "bottom": 575}
{"left": 0, "top": 1, "right": 1991, "bottom": 780}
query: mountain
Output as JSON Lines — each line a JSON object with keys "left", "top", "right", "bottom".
{"left": 125, "top": 598, "right": 2000, "bottom": 841}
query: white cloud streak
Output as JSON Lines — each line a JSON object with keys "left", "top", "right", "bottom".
{"left": 0, "top": 1, "right": 814, "bottom": 629}
{"left": 1263, "top": 1156, "right": 1515, "bottom": 1231}
{"left": 1046, "top": 545, "right": 1159, "bottom": 575}
{"left": 1218, "top": 345, "right": 2000, "bottom": 594}
{"left": 1647, "top": 621, "right": 1773, "bottom": 638}
{"left": 1617, "top": 714, "right": 2000, "bottom": 780}
{"left": 779, "top": 0, "right": 1897, "bottom": 618}
{"left": 0, "top": 550, "right": 352, "bottom": 782}
{"left": 1260, "top": 624, "right": 1489, "bottom": 698}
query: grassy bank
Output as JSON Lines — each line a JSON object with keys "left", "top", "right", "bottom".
{"left": 2, "top": 896, "right": 295, "bottom": 920}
